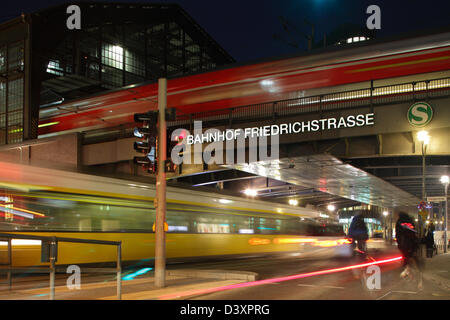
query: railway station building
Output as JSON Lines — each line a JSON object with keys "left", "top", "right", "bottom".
{"left": 0, "top": 2, "right": 234, "bottom": 145}
{"left": 0, "top": 3, "right": 449, "bottom": 240}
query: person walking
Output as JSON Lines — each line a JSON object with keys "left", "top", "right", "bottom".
{"left": 395, "top": 212, "right": 423, "bottom": 289}
{"left": 424, "top": 222, "right": 435, "bottom": 258}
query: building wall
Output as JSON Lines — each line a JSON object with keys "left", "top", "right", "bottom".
{"left": 0, "top": 133, "right": 80, "bottom": 169}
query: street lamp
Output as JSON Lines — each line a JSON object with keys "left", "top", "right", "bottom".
{"left": 417, "top": 130, "right": 430, "bottom": 247}
{"left": 440, "top": 175, "right": 449, "bottom": 253}
{"left": 417, "top": 130, "right": 430, "bottom": 201}
{"left": 382, "top": 210, "right": 388, "bottom": 240}
{"left": 244, "top": 189, "right": 257, "bottom": 197}
{"left": 327, "top": 204, "right": 336, "bottom": 212}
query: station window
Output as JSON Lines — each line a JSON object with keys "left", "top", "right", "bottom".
{"left": 125, "top": 50, "right": 145, "bottom": 76}
{"left": 7, "top": 78, "right": 24, "bottom": 144}
{"left": 7, "top": 42, "right": 24, "bottom": 72}
{"left": 102, "top": 44, "right": 124, "bottom": 70}
{"left": 46, "top": 60, "right": 64, "bottom": 76}
{"left": 0, "top": 46, "right": 5, "bottom": 74}
{"left": 0, "top": 81, "right": 5, "bottom": 144}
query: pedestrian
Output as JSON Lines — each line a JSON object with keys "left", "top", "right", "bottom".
{"left": 424, "top": 222, "right": 435, "bottom": 258}
{"left": 395, "top": 212, "right": 423, "bottom": 289}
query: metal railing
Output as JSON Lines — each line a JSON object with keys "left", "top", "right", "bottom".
{"left": 434, "top": 232, "right": 450, "bottom": 255}
{"left": 0, "top": 233, "right": 122, "bottom": 300}
{"left": 170, "top": 77, "right": 450, "bottom": 129}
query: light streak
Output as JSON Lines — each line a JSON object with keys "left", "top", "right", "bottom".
{"left": 38, "top": 121, "right": 60, "bottom": 128}
{"left": 0, "top": 204, "right": 45, "bottom": 217}
{"left": 248, "top": 238, "right": 271, "bottom": 245}
{"left": 122, "top": 267, "right": 153, "bottom": 281}
{"left": 312, "top": 238, "right": 352, "bottom": 247}
{"left": 158, "top": 256, "right": 403, "bottom": 300}
{"left": 273, "top": 237, "right": 317, "bottom": 244}
{"left": 0, "top": 206, "right": 33, "bottom": 219}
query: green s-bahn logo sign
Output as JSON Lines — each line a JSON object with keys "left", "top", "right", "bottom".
{"left": 407, "top": 102, "right": 433, "bottom": 127}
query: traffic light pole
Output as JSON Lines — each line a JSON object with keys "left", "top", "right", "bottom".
{"left": 155, "top": 78, "right": 167, "bottom": 288}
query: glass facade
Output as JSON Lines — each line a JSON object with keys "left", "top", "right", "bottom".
{"left": 0, "top": 41, "right": 25, "bottom": 145}
{"left": 0, "top": 3, "right": 234, "bottom": 145}
{"left": 44, "top": 22, "right": 221, "bottom": 92}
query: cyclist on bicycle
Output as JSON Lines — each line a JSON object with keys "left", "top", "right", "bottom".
{"left": 348, "top": 214, "right": 369, "bottom": 256}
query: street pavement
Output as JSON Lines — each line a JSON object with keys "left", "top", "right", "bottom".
{"left": 0, "top": 249, "right": 448, "bottom": 300}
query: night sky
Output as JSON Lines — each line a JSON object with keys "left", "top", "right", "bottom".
{"left": 1, "top": 0, "right": 449, "bottom": 63}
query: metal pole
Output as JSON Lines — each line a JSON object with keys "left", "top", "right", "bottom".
{"left": 155, "top": 78, "right": 167, "bottom": 288}
{"left": 117, "top": 243, "right": 122, "bottom": 300}
{"left": 445, "top": 184, "right": 448, "bottom": 253}
{"left": 390, "top": 210, "right": 393, "bottom": 245}
{"left": 422, "top": 142, "right": 426, "bottom": 202}
{"left": 49, "top": 239, "right": 56, "bottom": 300}
{"left": 419, "top": 142, "right": 426, "bottom": 258}
{"left": 7, "top": 239, "right": 12, "bottom": 289}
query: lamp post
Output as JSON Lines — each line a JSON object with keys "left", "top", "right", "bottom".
{"left": 417, "top": 131, "right": 430, "bottom": 201}
{"left": 383, "top": 210, "right": 389, "bottom": 241}
{"left": 417, "top": 131, "right": 430, "bottom": 245}
{"left": 441, "top": 175, "right": 449, "bottom": 253}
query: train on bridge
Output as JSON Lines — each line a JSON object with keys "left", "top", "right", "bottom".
{"left": 38, "top": 29, "right": 450, "bottom": 137}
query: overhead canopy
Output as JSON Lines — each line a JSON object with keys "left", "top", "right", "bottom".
{"left": 227, "top": 154, "right": 419, "bottom": 208}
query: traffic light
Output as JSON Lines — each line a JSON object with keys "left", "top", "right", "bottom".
{"left": 133, "top": 111, "right": 158, "bottom": 173}
{"left": 165, "top": 126, "right": 186, "bottom": 173}
{"left": 133, "top": 108, "right": 178, "bottom": 174}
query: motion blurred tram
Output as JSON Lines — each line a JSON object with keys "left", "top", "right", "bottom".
{"left": 0, "top": 162, "right": 347, "bottom": 267}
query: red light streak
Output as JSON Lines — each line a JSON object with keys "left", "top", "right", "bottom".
{"left": 158, "top": 255, "right": 403, "bottom": 300}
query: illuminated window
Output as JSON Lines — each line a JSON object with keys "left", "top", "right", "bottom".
{"left": 46, "top": 60, "right": 64, "bottom": 76}
{"left": 0, "top": 47, "right": 5, "bottom": 73}
{"left": 102, "top": 44, "right": 124, "bottom": 70}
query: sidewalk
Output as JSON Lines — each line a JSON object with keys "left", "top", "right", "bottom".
{"left": 422, "top": 252, "right": 450, "bottom": 290}
{"left": 0, "top": 269, "right": 255, "bottom": 300}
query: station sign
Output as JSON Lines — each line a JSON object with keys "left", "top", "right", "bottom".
{"left": 407, "top": 102, "right": 433, "bottom": 127}
{"left": 185, "top": 112, "right": 375, "bottom": 145}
